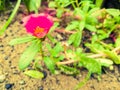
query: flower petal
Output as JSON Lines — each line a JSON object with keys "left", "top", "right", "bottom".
{"left": 22, "top": 13, "right": 54, "bottom": 38}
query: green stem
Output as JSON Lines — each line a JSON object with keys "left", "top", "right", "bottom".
{"left": 74, "top": 72, "right": 91, "bottom": 90}
{"left": 70, "top": 0, "right": 76, "bottom": 9}
{"left": 35, "top": 9, "right": 38, "bottom": 14}
{"left": 95, "top": 0, "right": 104, "bottom": 8}
{"left": 0, "top": 0, "right": 21, "bottom": 35}
{"left": 76, "top": 0, "right": 79, "bottom": 7}
{"left": 39, "top": 39, "right": 44, "bottom": 60}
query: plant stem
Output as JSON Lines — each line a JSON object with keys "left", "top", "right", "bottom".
{"left": 0, "top": 0, "right": 21, "bottom": 35}
{"left": 112, "top": 46, "right": 120, "bottom": 53}
{"left": 74, "top": 72, "right": 91, "bottom": 90}
{"left": 39, "top": 39, "right": 44, "bottom": 60}
{"left": 57, "top": 53, "right": 106, "bottom": 65}
{"left": 57, "top": 60, "right": 78, "bottom": 65}
{"left": 95, "top": 0, "right": 104, "bottom": 8}
{"left": 70, "top": 0, "right": 76, "bottom": 9}
{"left": 76, "top": 0, "right": 79, "bottom": 7}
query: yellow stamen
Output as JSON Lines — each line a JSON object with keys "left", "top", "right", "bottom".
{"left": 34, "top": 26, "right": 44, "bottom": 34}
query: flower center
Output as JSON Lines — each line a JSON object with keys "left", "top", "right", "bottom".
{"left": 34, "top": 26, "right": 44, "bottom": 35}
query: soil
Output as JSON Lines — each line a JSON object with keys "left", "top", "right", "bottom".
{"left": 0, "top": 5, "right": 120, "bottom": 90}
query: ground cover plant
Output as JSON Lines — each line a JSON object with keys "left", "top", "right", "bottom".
{"left": 0, "top": 0, "right": 120, "bottom": 90}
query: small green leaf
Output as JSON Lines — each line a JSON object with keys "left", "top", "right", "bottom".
{"left": 95, "top": 58, "right": 113, "bottom": 67}
{"left": 95, "top": 0, "right": 103, "bottom": 8}
{"left": 115, "top": 38, "right": 120, "bottom": 47}
{"left": 79, "top": 20, "right": 85, "bottom": 31}
{"left": 51, "top": 43, "right": 63, "bottom": 57}
{"left": 9, "top": 36, "right": 36, "bottom": 45}
{"left": 74, "top": 8, "right": 85, "bottom": 19}
{"left": 106, "top": 9, "right": 120, "bottom": 17}
{"left": 56, "top": 8, "right": 64, "bottom": 18}
{"left": 80, "top": 55, "right": 101, "bottom": 75}
{"left": 85, "top": 43, "right": 104, "bottom": 53}
{"left": 88, "top": 7, "right": 100, "bottom": 15}
{"left": 19, "top": 39, "right": 41, "bottom": 70}
{"left": 73, "top": 32, "right": 82, "bottom": 47}
{"left": 68, "top": 31, "right": 82, "bottom": 47}
{"left": 81, "top": 1, "right": 91, "bottom": 13}
{"left": 59, "top": 65, "right": 79, "bottom": 75}
{"left": 104, "top": 50, "right": 120, "bottom": 64}
{"left": 44, "top": 57, "right": 55, "bottom": 74}
{"left": 48, "top": 1, "right": 56, "bottom": 8}
{"left": 24, "top": 0, "right": 41, "bottom": 13}
{"left": 68, "top": 33, "right": 76, "bottom": 45}
{"left": 86, "top": 16, "right": 98, "bottom": 25}
{"left": 24, "top": 70, "right": 44, "bottom": 79}
{"left": 65, "top": 21, "right": 79, "bottom": 31}
{"left": 85, "top": 24, "right": 97, "bottom": 32}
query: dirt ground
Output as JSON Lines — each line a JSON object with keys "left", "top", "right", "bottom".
{"left": 0, "top": 7, "right": 120, "bottom": 90}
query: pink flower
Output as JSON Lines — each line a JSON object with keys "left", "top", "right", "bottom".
{"left": 22, "top": 14, "right": 53, "bottom": 38}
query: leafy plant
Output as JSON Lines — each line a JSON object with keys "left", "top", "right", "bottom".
{"left": 6, "top": 0, "right": 120, "bottom": 90}
{"left": 66, "top": 1, "right": 99, "bottom": 47}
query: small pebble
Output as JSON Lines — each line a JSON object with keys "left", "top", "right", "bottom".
{"left": 42, "top": 71, "right": 47, "bottom": 80}
{"left": 109, "top": 65, "right": 114, "bottom": 71}
{"left": 5, "top": 83, "right": 14, "bottom": 89}
{"left": 19, "top": 80, "right": 26, "bottom": 85}
{"left": 38, "top": 86, "right": 44, "bottom": 90}
{"left": 20, "top": 87, "right": 24, "bottom": 90}
{"left": 4, "top": 56, "right": 9, "bottom": 60}
{"left": 90, "top": 85, "right": 95, "bottom": 89}
{"left": 13, "top": 70, "right": 19, "bottom": 74}
{"left": 0, "top": 45, "right": 4, "bottom": 48}
{"left": 91, "top": 74, "right": 98, "bottom": 79}
{"left": 0, "top": 74, "right": 6, "bottom": 83}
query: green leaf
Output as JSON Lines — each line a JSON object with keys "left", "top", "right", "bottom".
{"left": 24, "top": 0, "right": 41, "bottom": 13}
{"left": 65, "top": 21, "right": 79, "bottom": 31}
{"left": 103, "top": 50, "right": 120, "bottom": 64}
{"left": 9, "top": 36, "right": 36, "bottom": 45}
{"left": 95, "top": 58, "right": 113, "bottom": 67}
{"left": 80, "top": 55, "right": 101, "bottom": 75}
{"left": 106, "top": 9, "right": 120, "bottom": 17}
{"left": 81, "top": 1, "right": 91, "bottom": 13}
{"left": 85, "top": 43, "right": 104, "bottom": 53}
{"left": 59, "top": 65, "right": 79, "bottom": 75}
{"left": 56, "top": 8, "right": 64, "bottom": 18}
{"left": 19, "top": 39, "right": 41, "bottom": 70}
{"left": 44, "top": 57, "right": 55, "bottom": 74}
{"left": 68, "top": 33, "right": 76, "bottom": 45}
{"left": 51, "top": 43, "right": 63, "bottom": 57}
{"left": 68, "top": 31, "right": 82, "bottom": 47}
{"left": 73, "top": 32, "right": 82, "bottom": 47}
{"left": 95, "top": 0, "right": 103, "bottom": 8}
{"left": 86, "top": 16, "right": 98, "bottom": 25}
{"left": 115, "top": 38, "right": 120, "bottom": 47}
{"left": 85, "top": 24, "right": 97, "bottom": 32}
{"left": 24, "top": 70, "right": 44, "bottom": 79}
{"left": 79, "top": 20, "right": 85, "bottom": 31}
{"left": 74, "top": 8, "right": 85, "bottom": 19}
{"left": 48, "top": 1, "right": 56, "bottom": 8}
{"left": 88, "top": 7, "right": 100, "bottom": 15}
